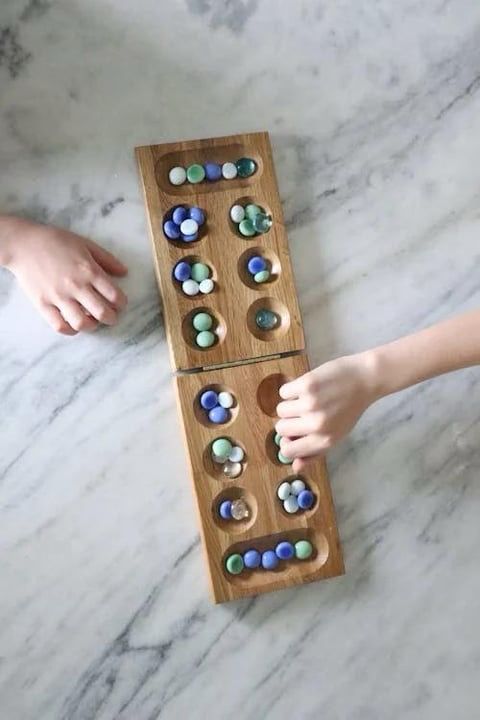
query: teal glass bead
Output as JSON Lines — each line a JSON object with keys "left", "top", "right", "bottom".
{"left": 192, "top": 312, "right": 213, "bottom": 331}
{"left": 274, "top": 432, "right": 282, "bottom": 447}
{"left": 190, "top": 263, "right": 210, "bottom": 282}
{"left": 254, "top": 270, "right": 270, "bottom": 283}
{"left": 253, "top": 212, "right": 272, "bottom": 234}
{"left": 212, "top": 437, "right": 233, "bottom": 460}
{"left": 186, "top": 164, "right": 206, "bottom": 184}
{"left": 255, "top": 309, "right": 279, "bottom": 330}
{"left": 196, "top": 330, "right": 215, "bottom": 348}
{"left": 239, "top": 218, "right": 255, "bottom": 237}
{"left": 236, "top": 157, "right": 257, "bottom": 178}
{"left": 278, "top": 450, "right": 293, "bottom": 465}
{"left": 245, "top": 203, "right": 262, "bottom": 220}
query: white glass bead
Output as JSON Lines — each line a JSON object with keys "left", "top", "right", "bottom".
{"left": 230, "top": 204, "right": 245, "bottom": 223}
{"left": 228, "top": 445, "right": 244, "bottom": 463}
{"left": 180, "top": 219, "right": 198, "bottom": 236}
{"left": 231, "top": 499, "right": 249, "bottom": 520}
{"left": 277, "top": 481, "right": 291, "bottom": 501}
{"left": 182, "top": 279, "right": 200, "bottom": 296}
{"left": 284, "top": 495, "right": 299, "bottom": 514}
{"left": 291, "top": 479, "right": 306, "bottom": 496}
{"left": 199, "top": 278, "right": 214, "bottom": 294}
{"left": 169, "top": 166, "right": 186, "bottom": 185}
{"left": 223, "top": 461, "right": 242, "bottom": 479}
{"left": 218, "top": 392, "right": 234, "bottom": 409}
{"left": 222, "top": 162, "right": 237, "bottom": 180}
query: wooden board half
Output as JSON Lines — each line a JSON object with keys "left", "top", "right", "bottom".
{"left": 136, "top": 132, "right": 305, "bottom": 372}
{"left": 175, "top": 353, "right": 344, "bottom": 603}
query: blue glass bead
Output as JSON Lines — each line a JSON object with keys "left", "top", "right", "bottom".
{"left": 244, "top": 549, "right": 261, "bottom": 569}
{"left": 164, "top": 220, "right": 181, "bottom": 240}
{"left": 181, "top": 232, "right": 198, "bottom": 242}
{"left": 219, "top": 500, "right": 232, "bottom": 520}
{"left": 275, "top": 541, "right": 295, "bottom": 560}
{"left": 247, "top": 255, "right": 267, "bottom": 275}
{"left": 204, "top": 162, "right": 222, "bottom": 182}
{"left": 173, "top": 261, "right": 191, "bottom": 282}
{"left": 262, "top": 550, "right": 279, "bottom": 570}
{"left": 172, "top": 206, "right": 188, "bottom": 225}
{"left": 298, "top": 489, "right": 314, "bottom": 510}
{"left": 208, "top": 406, "right": 229, "bottom": 424}
{"left": 200, "top": 390, "right": 218, "bottom": 410}
{"left": 188, "top": 207, "right": 206, "bottom": 226}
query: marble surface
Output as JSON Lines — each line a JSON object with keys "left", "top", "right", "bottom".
{"left": 1, "top": 1, "right": 480, "bottom": 718}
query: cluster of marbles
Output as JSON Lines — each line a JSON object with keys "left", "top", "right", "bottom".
{"left": 225, "top": 539, "right": 314, "bottom": 575}
{"left": 218, "top": 497, "right": 250, "bottom": 522}
{"left": 211, "top": 437, "right": 245, "bottom": 479}
{"left": 230, "top": 202, "right": 272, "bottom": 237}
{"left": 173, "top": 260, "right": 214, "bottom": 296}
{"left": 169, "top": 158, "right": 257, "bottom": 186}
{"left": 273, "top": 432, "right": 293, "bottom": 465}
{"left": 277, "top": 478, "right": 315, "bottom": 514}
{"left": 190, "top": 311, "right": 218, "bottom": 348}
{"left": 245, "top": 254, "right": 272, "bottom": 284}
{"left": 199, "top": 389, "right": 234, "bottom": 424}
{"left": 163, "top": 205, "right": 205, "bottom": 243}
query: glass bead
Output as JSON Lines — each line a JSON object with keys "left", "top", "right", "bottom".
{"left": 243, "top": 549, "right": 261, "bottom": 569}
{"left": 196, "top": 330, "right": 215, "bottom": 348}
{"left": 204, "top": 162, "right": 222, "bottom": 182}
{"left": 186, "top": 164, "right": 205, "bottom": 184}
{"left": 222, "top": 162, "right": 237, "bottom": 179}
{"left": 200, "top": 390, "right": 218, "bottom": 410}
{"left": 236, "top": 157, "right": 257, "bottom": 178}
{"left": 212, "top": 438, "right": 232, "bottom": 460}
{"left": 245, "top": 203, "right": 262, "bottom": 220}
{"left": 226, "top": 553, "right": 244, "bottom": 575}
{"left": 223, "top": 461, "right": 242, "bottom": 479}
{"left": 193, "top": 312, "right": 213, "bottom": 331}
{"left": 199, "top": 278, "right": 214, "bottom": 294}
{"left": 239, "top": 218, "right": 256, "bottom": 237}
{"left": 255, "top": 309, "right": 279, "bottom": 330}
{"left": 191, "top": 263, "right": 210, "bottom": 282}
{"left": 253, "top": 212, "right": 272, "bottom": 234}
{"left": 230, "top": 204, "right": 245, "bottom": 223}
{"left": 169, "top": 166, "right": 186, "bottom": 185}
{"left": 231, "top": 498, "right": 249, "bottom": 520}
{"left": 295, "top": 540, "right": 313, "bottom": 560}
{"left": 254, "top": 270, "right": 270, "bottom": 283}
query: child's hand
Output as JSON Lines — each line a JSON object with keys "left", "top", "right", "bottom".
{"left": 2, "top": 217, "right": 127, "bottom": 335}
{"left": 275, "top": 353, "right": 378, "bottom": 472}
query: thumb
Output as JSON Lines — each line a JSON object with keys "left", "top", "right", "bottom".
{"left": 87, "top": 239, "right": 128, "bottom": 276}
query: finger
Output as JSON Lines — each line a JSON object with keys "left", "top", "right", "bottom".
{"left": 276, "top": 398, "right": 305, "bottom": 419}
{"left": 279, "top": 375, "right": 306, "bottom": 400}
{"left": 276, "top": 415, "right": 320, "bottom": 438}
{"left": 280, "top": 434, "right": 329, "bottom": 460}
{"left": 77, "top": 287, "right": 118, "bottom": 326}
{"left": 39, "top": 304, "right": 77, "bottom": 336}
{"left": 59, "top": 300, "right": 98, "bottom": 332}
{"left": 91, "top": 271, "right": 127, "bottom": 310}
{"left": 292, "top": 457, "right": 311, "bottom": 474}
{"left": 87, "top": 240, "right": 128, "bottom": 276}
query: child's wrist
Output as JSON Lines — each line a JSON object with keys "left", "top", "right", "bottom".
{"left": 357, "top": 348, "right": 388, "bottom": 402}
{"left": 0, "top": 215, "right": 23, "bottom": 268}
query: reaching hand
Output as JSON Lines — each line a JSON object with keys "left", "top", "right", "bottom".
{"left": 1, "top": 217, "right": 128, "bottom": 335}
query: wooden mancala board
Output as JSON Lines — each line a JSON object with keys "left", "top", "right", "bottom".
{"left": 136, "top": 132, "right": 344, "bottom": 603}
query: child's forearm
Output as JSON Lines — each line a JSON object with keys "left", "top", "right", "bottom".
{"left": 368, "top": 309, "right": 480, "bottom": 399}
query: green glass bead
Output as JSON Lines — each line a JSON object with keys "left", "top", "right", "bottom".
{"left": 295, "top": 540, "right": 313, "bottom": 560}
{"left": 192, "top": 312, "right": 213, "bottom": 331}
{"left": 274, "top": 432, "right": 282, "bottom": 447}
{"left": 236, "top": 157, "right": 257, "bottom": 178}
{"left": 245, "top": 203, "right": 262, "bottom": 220}
{"left": 191, "top": 263, "right": 210, "bottom": 282}
{"left": 196, "top": 330, "right": 215, "bottom": 348}
{"left": 255, "top": 309, "right": 279, "bottom": 330}
{"left": 278, "top": 450, "right": 293, "bottom": 465}
{"left": 212, "top": 437, "right": 233, "bottom": 460}
{"left": 254, "top": 270, "right": 270, "bottom": 283}
{"left": 239, "top": 218, "right": 255, "bottom": 237}
{"left": 226, "top": 553, "right": 244, "bottom": 575}
{"left": 186, "top": 164, "right": 206, "bottom": 184}
{"left": 253, "top": 212, "right": 272, "bottom": 234}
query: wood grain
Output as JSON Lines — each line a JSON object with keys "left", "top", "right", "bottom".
{"left": 135, "top": 132, "right": 305, "bottom": 371}
{"left": 175, "top": 354, "right": 344, "bottom": 603}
